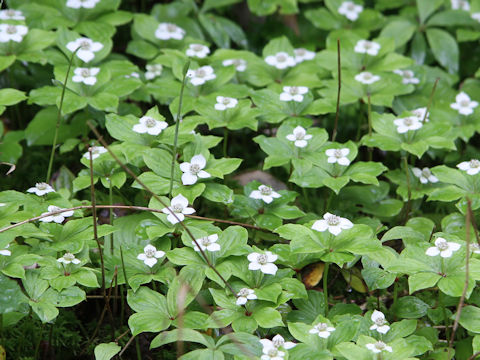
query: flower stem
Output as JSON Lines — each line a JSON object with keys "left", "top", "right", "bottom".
{"left": 108, "top": 178, "right": 114, "bottom": 255}
{"left": 323, "top": 262, "right": 330, "bottom": 316}
{"left": 332, "top": 38, "right": 341, "bottom": 142}
{"left": 169, "top": 61, "right": 190, "bottom": 197}
{"left": 46, "top": 47, "right": 79, "bottom": 183}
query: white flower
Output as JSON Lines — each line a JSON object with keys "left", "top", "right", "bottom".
{"left": 66, "top": 37, "right": 103, "bottom": 63}
{"left": 236, "top": 288, "right": 257, "bottom": 305}
{"left": 193, "top": 234, "right": 220, "bottom": 252}
{"left": 394, "top": 116, "right": 423, "bottom": 133}
{"left": 27, "top": 182, "right": 55, "bottom": 196}
{"left": 470, "top": 243, "right": 480, "bottom": 254}
{"left": 294, "top": 48, "right": 315, "bottom": 63}
{"left": 186, "top": 43, "right": 210, "bottom": 58}
{"left": 457, "top": 159, "right": 480, "bottom": 175}
{"left": 0, "top": 244, "right": 11, "bottom": 257}
{"left": 161, "top": 194, "right": 195, "bottom": 224}
{"left": 338, "top": 1, "right": 363, "bottom": 21}
{"left": 472, "top": 13, "right": 480, "bottom": 22}
{"left": 411, "top": 107, "right": 429, "bottom": 122}
{"left": 354, "top": 40, "right": 381, "bottom": 56}
{"left": 279, "top": 86, "right": 308, "bottom": 102}
{"left": 260, "top": 335, "right": 296, "bottom": 351}
{"left": 366, "top": 341, "right": 393, "bottom": 354}
{"left": 451, "top": 0, "right": 470, "bottom": 10}
{"left": 137, "top": 244, "right": 165, "bottom": 268}
{"left": 72, "top": 67, "right": 99, "bottom": 85}
{"left": 426, "top": 237, "right": 461, "bottom": 258}
{"left": 215, "top": 96, "right": 238, "bottom": 111}
{"left": 247, "top": 251, "right": 278, "bottom": 275}
{"left": 370, "top": 310, "right": 390, "bottom": 334}
{"left": 83, "top": 146, "right": 107, "bottom": 160}
{"left": 132, "top": 116, "right": 168, "bottom": 136}
{"left": 249, "top": 185, "right": 281, "bottom": 204}
{"left": 450, "top": 92, "right": 478, "bottom": 115}
{"left": 66, "top": 0, "right": 100, "bottom": 9}
{"left": 393, "top": 69, "right": 420, "bottom": 85}
{"left": 286, "top": 126, "right": 312, "bottom": 148}
{"left": 325, "top": 148, "right": 350, "bottom": 166}
{"left": 260, "top": 343, "right": 285, "bottom": 360}
{"left": 264, "top": 52, "right": 296, "bottom": 70}
{"left": 145, "top": 64, "right": 163, "bottom": 80}
{"left": 0, "top": 9, "right": 25, "bottom": 20}
{"left": 186, "top": 66, "right": 216, "bottom": 86}
{"left": 0, "top": 24, "right": 28, "bottom": 43}
{"left": 180, "top": 154, "right": 210, "bottom": 185}
{"left": 412, "top": 167, "right": 439, "bottom": 184}
{"left": 312, "top": 212, "right": 354, "bottom": 236}
{"left": 40, "top": 205, "right": 74, "bottom": 224}
{"left": 155, "top": 22, "right": 185, "bottom": 40}
{"left": 57, "top": 252, "right": 81, "bottom": 265}
{"left": 222, "top": 58, "right": 247, "bottom": 72}
{"left": 355, "top": 71, "right": 380, "bottom": 84}
{"left": 309, "top": 323, "right": 336, "bottom": 338}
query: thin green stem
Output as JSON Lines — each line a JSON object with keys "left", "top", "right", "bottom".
{"left": 323, "top": 262, "right": 330, "bottom": 316}
{"left": 109, "top": 179, "right": 114, "bottom": 255}
{"left": 403, "top": 156, "right": 412, "bottom": 225}
{"left": 46, "top": 48, "right": 79, "bottom": 183}
{"left": 169, "top": 61, "right": 190, "bottom": 197}
{"left": 223, "top": 127, "right": 228, "bottom": 158}
{"left": 332, "top": 38, "right": 341, "bottom": 142}
{"left": 422, "top": 78, "right": 439, "bottom": 124}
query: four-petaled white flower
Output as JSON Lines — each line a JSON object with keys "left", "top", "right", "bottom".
{"left": 155, "top": 23, "right": 185, "bottom": 40}
{"left": 472, "top": 13, "right": 480, "bottom": 22}
{"left": 0, "top": 244, "right": 11, "bottom": 257}
{"left": 132, "top": 116, "right": 168, "bottom": 136}
{"left": 370, "top": 310, "right": 390, "bottom": 334}
{"left": 286, "top": 126, "right": 312, "bottom": 148}
{"left": 137, "top": 244, "right": 165, "bottom": 267}
{"left": 180, "top": 154, "right": 211, "bottom": 185}
{"left": 249, "top": 185, "right": 281, "bottom": 204}
{"left": 279, "top": 86, "right": 308, "bottom": 102}
{"left": 66, "top": 37, "right": 103, "bottom": 63}
{"left": 451, "top": 0, "right": 470, "bottom": 10}
{"left": 294, "top": 48, "right": 315, "bottom": 63}
{"left": 312, "top": 212, "right": 354, "bottom": 236}
{"left": 57, "top": 252, "right": 81, "bottom": 264}
{"left": 260, "top": 335, "right": 296, "bottom": 351}
{"left": 265, "top": 52, "right": 296, "bottom": 70}
{"left": 412, "top": 167, "right": 438, "bottom": 184}
{"left": 40, "top": 205, "right": 74, "bottom": 223}
{"left": 247, "top": 251, "right": 278, "bottom": 275}
{"left": 145, "top": 64, "right": 163, "bottom": 80}
{"left": 426, "top": 237, "right": 461, "bottom": 258}
{"left": 393, "top": 69, "right": 420, "bottom": 85}
{"left": 27, "top": 182, "right": 55, "bottom": 196}
{"left": 83, "top": 146, "right": 107, "bottom": 160}
{"left": 236, "top": 288, "right": 257, "bottom": 305}
{"left": 354, "top": 40, "right": 381, "bottom": 56}
{"left": 72, "top": 67, "right": 100, "bottom": 85}
{"left": 325, "top": 148, "right": 350, "bottom": 166}
{"left": 222, "top": 58, "right": 247, "bottom": 72}
{"left": 186, "top": 43, "right": 210, "bottom": 58}
{"left": 193, "top": 234, "right": 220, "bottom": 252}
{"left": 186, "top": 66, "right": 216, "bottom": 86}
{"left": 394, "top": 116, "right": 422, "bottom": 133}
{"left": 162, "top": 194, "right": 195, "bottom": 224}
{"left": 450, "top": 92, "right": 478, "bottom": 115}
{"left": 338, "top": 1, "right": 363, "bottom": 21}
{"left": 66, "top": 0, "right": 100, "bottom": 9}
{"left": 457, "top": 159, "right": 480, "bottom": 175}
{"left": 309, "top": 323, "right": 336, "bottom": 338}
{"left": 366, "top": 341, "right": 393, "bottom": 354}
{"left": 260, "top": 343, "right": 285, "bottom": 360}
{"left": 0, "top": 9, "right": 25, "bottom": 20}
{"left": 0, "top": 24, "right": 28, "bottom": 43}
{"left": 215, "top": 96, "right": 238, "bottom": 111}
{"left": 355, "top": 71, "right": 380, "bottom": 84}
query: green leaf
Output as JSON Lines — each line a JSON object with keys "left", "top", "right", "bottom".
{"left": 459, "top": 306, "right": 480, "bottom": 333}
{"left": 0, "top": 89, "right": 27, "bottom": 106}
{"left": 252, "top": 306, "right": 284, "bottom": 328}
{"left": 94, "top": 343, "right": 121, "bottom": 360}
{"left": 408, "top": 272, "right": 441, "bottom": 293}
{"left": 392, "top": 296, "right": 430, "bottom": 319}
{"left": 362, "top": 267, "right": 396, "bottom": 290}
{"left": 426, "top": 28, "right": 459, "bottom": 74}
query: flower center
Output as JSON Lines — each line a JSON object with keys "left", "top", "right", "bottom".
{"left": 50, "top": 206, "right": 61, "bottom": 212}
{"left": 80, "top": 40, "right": 91, "bottom": 50}
{"left": 260, "top": 186, "right": 272, "bottom": 196}
{"left": 172, "top": 203, "right": 184, "bottom": 213}
{"left": 63, "top": 253, "right": 75, "bottom": 261}
{"left": 145, "top": 118, "right": 156, "bottom": 128}
{"left": 192, "top": 44, "right": 204, "bottom": 51}
{"left": 37, "top": 183, "right": 47, "bottom": 190}
{"left": 375, "top": 317, "right": 385, "bottom": 326}
{"left": 200, "top": 237, "right": 211, "bottom": 246}
{"left": 190, "top": 163, "right": 201, "bottom": 174}
{"left": 289, "top": 86, "right": 299, "bottom": 94}
{"left": 404, "top": 71, "right": 413, "bottom": 78}
{"left": 375, "top": 341, "right": 386, "bottom": 350}
{"left": 334, "top": 149, "right": 343, "bottom": 158}
{"left": 196, "top": 69, "right": 206, "bottom": 78}
{"left": 167, "top": 24, "right": 178, "bottom": 32}
{"left": 326, "top": 215, "right": 341, "bottom": 226}
{"left": 237, "top": 288, "right": 249, "bottom": 297}
{"left": 317, "top": 323, "right": 328, "bottom": 331}
{"left": 470, "top": 159, "right": 480, "bottom": 168}
{"left": 80, "top": 69, "right": 90, "bottom": 77}
{"left": 363, "top": 72, "right": 372, "bottom": 80}
{"left": 257, "top": 254, "right": 268, "bottom": 264}
{"left": 437, "top": 240, "right": 449, "bottom": 250}
{"left": 222, "top": 98, "right": 231, "bottom": 105}
{"left": 364, "top": 41, "right": 372, "bottom": 49}
{"left": 145, "top": 248, "right": 155, "bottom": 257}
{"left": 297, "top": 49, "right": 305, "bottom": 56}
{"left": 91, "top": 146, "right": 100, "bottom": 154}
{"left": 295, "top": 131, "right": 305, "bottom": 140}
{"left": 277, "top": 54, "right": 286, "bottom": 62}
{"left": 404, "top": 117, "right": 413, "bottom": 126}
{"left": 6, "top": 10, "right": 15, "bottom": 16}
{"left": 272, "top": 337, "right": 284, "bottom": 348}
{"left": 347, "top": 3, "right": 355, "bottom": 10}
{"left": 267, "top": 349, "right": 279, "bottom": 357}
{"left": 6, "top": 25, "right": 16, "bottom": 34}
{"left": 461, "top": 100, "right": 471, "bottom": 107}
{"left": 421, "top": 169, "right": 431, "bottom": 178}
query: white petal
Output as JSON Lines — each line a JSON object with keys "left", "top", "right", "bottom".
{"left": 182, "top": 207, "right": 195, "bottom": 215}
{"left": 182, "top": 172, "right": 198, "bottom": 185}
{"left": 312, "top": 220, "right": 328, "bottom": 232}
{"left": 191, "top": 154, "right": 206, "bottom": 168}
{"left": 377, "top": 325, "right": 390, "bottom": 334}
{"left": 425, "top": 247, "right": 440, "bottom": 256}
{"left": 328, "top": 226, "right": 342, "bottom": 236}
{"left": 261, "top": 263, "right": 278, "bottom": 275}
{"left": 144, "top": 257, "right": 158, "bottom": 267}
{"left": 172, "top": 194, "right": 188, "bottom": 208}
{"left": 249, "top": 190, "right": 262, "bottom": 199}
{"left": 197, "top": 170, "right": 210, "bottom": 178}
